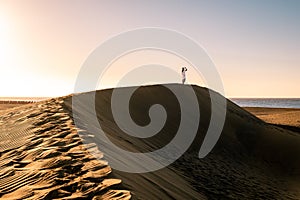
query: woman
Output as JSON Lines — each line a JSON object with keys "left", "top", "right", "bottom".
{"left": 181, "top": 67, "right": 187, "bottom": 84}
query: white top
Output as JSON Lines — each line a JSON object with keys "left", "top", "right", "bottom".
{"left": 182, "top": 67, "right": 187, "bottom": 79}
{"left": 182, "top": 71, "right": 186, "bottom": 79}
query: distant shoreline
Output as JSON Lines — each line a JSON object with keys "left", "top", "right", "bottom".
{"left": 0, "top": 100, "right": 37, "bottom": 104}
{"left": 0, "top": 99, "right": 50, "bottom": 111}
{"left": 0, "top": 97, "right": 51, "bottom": 102}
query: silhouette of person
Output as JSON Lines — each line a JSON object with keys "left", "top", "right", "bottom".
{"left": 182, "top": 67, "right": 187, "bottom": 84}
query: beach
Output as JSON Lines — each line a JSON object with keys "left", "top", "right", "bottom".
{"left": 245, "top": 107, "right": 300, "bottom": 128}
{"left": 0, "top": 84, "right": 299, "bottom": 199}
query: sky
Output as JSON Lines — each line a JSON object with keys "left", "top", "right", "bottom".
{"left": 0, "top": 0, "right": 299, "bottom": 97}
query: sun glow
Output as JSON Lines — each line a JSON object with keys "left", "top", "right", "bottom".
{"left": 0, "top": 2, "right": 299, "bottom": 97}
{"left": 0, "top": 12, "right": 9, "bottom": 33}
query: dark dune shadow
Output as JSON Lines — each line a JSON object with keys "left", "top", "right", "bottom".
{"left": 64, "top": 84, "right": 300, "bottom": 199}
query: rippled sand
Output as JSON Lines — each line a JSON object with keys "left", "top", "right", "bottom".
{"left": 0, "top": 99, "right": 130, "bottom": 199}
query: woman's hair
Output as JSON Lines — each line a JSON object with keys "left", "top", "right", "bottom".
{"left": 182, "top": 67, "right": 185, "bottom": 72}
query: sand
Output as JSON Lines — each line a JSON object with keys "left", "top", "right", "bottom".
{"left": 0, "top": 84, "right": 300, "bottom": 199}
{"left": 0, "top": 99, "right": 131, "bottom": 199}
{"left": 245, "top": 107, "right": 300, "bottom": 128}
{"left": 0, "top": 102, "right": 27, "bottom": 111}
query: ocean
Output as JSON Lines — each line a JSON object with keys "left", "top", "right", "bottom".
{"left": 230, "top": 98, "right": 300, "bottom": 109}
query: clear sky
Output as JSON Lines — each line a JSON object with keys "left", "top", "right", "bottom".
{"left": 0, "top": 0, "right": 299, "bottom": 97}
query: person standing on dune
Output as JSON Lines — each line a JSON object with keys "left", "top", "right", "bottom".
{"left": 182, "top": 66, "right": 187, "bottom": 84}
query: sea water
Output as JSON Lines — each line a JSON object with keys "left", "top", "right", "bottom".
{"left": 230, "top": 98, "right": 300, "bottom": 108}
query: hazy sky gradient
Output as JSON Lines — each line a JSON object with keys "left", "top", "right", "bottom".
{"left": 0, "top": 0, "right": 299, "bottom": 97}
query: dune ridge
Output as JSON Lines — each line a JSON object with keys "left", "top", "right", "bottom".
{"left": 0, "top": 84, "right": 299, "bottom": 199}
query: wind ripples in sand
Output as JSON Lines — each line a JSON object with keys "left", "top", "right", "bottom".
{"left": 0, "top": 99, "right": 131, "bottom": 200}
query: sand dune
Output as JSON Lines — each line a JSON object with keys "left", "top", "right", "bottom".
{"left": 0, "top": 99, "right": 131, "bottom": 199}
{"left": 1, "top": 84, "right": 300, "bottom": 199}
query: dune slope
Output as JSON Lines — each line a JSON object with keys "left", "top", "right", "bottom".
{"left": 65, "top": 84, "right": 300, "bottom": 199}
{"left": 1, "top": 84, "right": 299, "bottom": 199}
